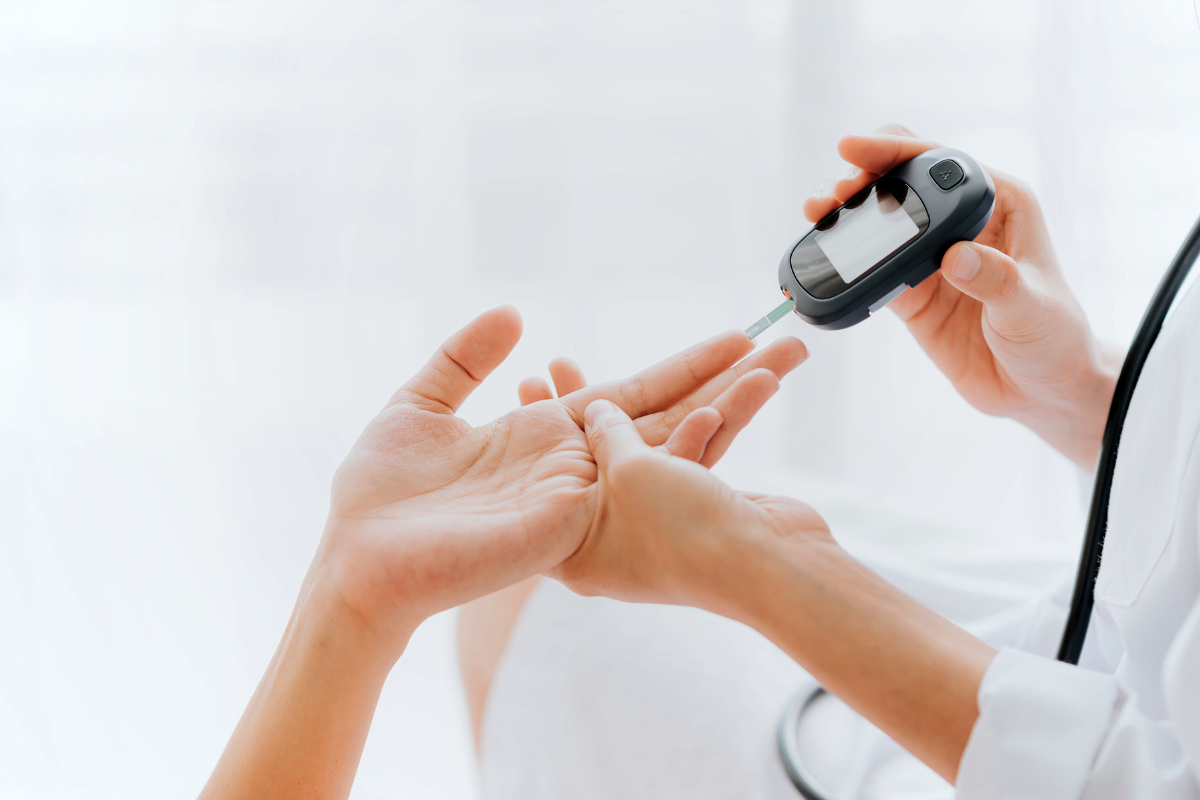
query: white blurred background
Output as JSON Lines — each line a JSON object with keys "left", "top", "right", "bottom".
{"left": 1, "top": 1, "right": 1199, "bottom": 797}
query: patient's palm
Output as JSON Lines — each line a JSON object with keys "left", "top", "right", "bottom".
{"left": 327, "top": 399, "right": 598, "bottom": 624}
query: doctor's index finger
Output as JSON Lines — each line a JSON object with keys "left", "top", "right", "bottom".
{"left": 803, "top": 131, "right": 942, "bottom": 223}
{"left": 837, "top": 132, "right": 942, "bottom": 175}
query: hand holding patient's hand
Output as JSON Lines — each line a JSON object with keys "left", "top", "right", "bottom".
{"left": 554, "top": 397, "right": 832, "bottom": 611}
{"left": 315, "top": 306, "right": 806, "bottom": 653}
{"left": 806, "top": 126, "right": 1121, "bottom": 468}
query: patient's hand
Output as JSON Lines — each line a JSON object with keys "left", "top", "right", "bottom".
{"left": 318, "top": 306, "right": 807, "bottom": 648}
{"left": 805, "top": 125, "right": 1121, "bottom": 468}
{"left": 202, "top": 307, "right": 805, "bottom": 800}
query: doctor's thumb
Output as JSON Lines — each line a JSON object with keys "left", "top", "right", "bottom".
{"left": 941, "top": 242, "right": 1031, "bottom": 319}
{"left": 583, "top": 400, "right": 648, "bottom": 473}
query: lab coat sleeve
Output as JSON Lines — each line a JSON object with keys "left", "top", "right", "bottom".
{"left": 956, "top": 638, "right": 1200, "bottom": 800}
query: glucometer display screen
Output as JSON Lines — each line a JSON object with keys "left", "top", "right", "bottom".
{"left": 814, "top": 187, "right": 920, "bottom": 283}
{"left": 790, "top": 178, "right": 930, "bottom": 300}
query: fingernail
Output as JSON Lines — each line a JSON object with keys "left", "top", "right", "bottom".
{"left": 584, "top": 399, "right": 618, "bottom": 426}
{"left": 951, "top": 244, "right": 981, "bottom": 282}
{"left": 843, "top": 166, "right": 860, "bottom": 180}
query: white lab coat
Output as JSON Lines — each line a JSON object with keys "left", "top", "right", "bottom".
{"left": 956, "top": 274, "right": 1200, "bottom": 799}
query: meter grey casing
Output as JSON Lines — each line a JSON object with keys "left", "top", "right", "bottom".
{"left": 778, "top": 147, "right": 995, "bottom": 330}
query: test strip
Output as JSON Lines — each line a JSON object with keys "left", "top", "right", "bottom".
{"left": 745, "top": 298, "right": 796, "bottom": 340}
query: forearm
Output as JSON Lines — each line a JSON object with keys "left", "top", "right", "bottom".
{"left": 199, "top": 573, "right": 408, "bottom": 800}
{"left": 711, "top": 537, "right": 996, "bottom": 784}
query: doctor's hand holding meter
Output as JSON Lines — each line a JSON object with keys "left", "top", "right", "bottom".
{"left": 804, "top": 127, "right": 1124, "bottom": 469}
{"left": 536, "top": 127, "right": 1200, "bottom": 799}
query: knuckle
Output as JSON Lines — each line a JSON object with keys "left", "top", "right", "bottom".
{"left": 993, "top": 257, "right": 1026, "bottom": 303}
{"left": 620, "top": 377, "right": 651, "bottom": 415}
{"left": 988, "top": 264, "right": 1052, "bottom": 341}
{"left": 658, "top": 402, "right": 690, "bottom": 433}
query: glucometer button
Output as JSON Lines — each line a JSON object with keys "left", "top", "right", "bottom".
{"left": 930, "top": 159, "right": 964, "bottom": 190}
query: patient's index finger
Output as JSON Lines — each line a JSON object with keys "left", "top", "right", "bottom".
{"left": 566, "top": 329, "right": 752, "bottom": 421}
{"left": 392, "top": 305, "right": 523, "bottom": 414}
{"left": 636, "top": 336, "right": 807, "bottom": 445}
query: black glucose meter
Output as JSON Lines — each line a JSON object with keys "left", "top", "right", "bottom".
{"left": 777, "top": 147, "right": 995, "bottom": 330}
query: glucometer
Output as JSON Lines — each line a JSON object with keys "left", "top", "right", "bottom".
{"left": 745, "top": 147, "right": 995, "bottom": 337}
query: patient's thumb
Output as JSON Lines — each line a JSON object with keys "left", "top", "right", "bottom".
{"left": 940, "top": 242, "right": 1030, "bottom": 320}
{"left": 583, "top": 400, "right": 647, "bottom": 471}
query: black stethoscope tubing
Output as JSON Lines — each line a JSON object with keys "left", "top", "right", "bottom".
{"left": 1057, "top": 212, "right": 1200, "bottom": 663}
{"left": 778, "top": 213, "right": 1200, "bottom": 799}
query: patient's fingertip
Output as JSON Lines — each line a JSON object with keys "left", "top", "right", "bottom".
{"left": 548, "top": 356, "right": 582, "bottom": 374}
{"left": 692, "top": 406, "right": 725, "bottom": 445}
{"left": 482, "top": 304, "right": 524, "bottom": 335}
{"left": 518, "top": 376, "right": 553, "bottom": 405}
{"left": 767, "top": 335, "right": 809, "bottom": 367}
{"left": 744, "top": 368, "right": 782, "bottom": 395}
{"left": 719, "top": 328, "right": 757, "bottom": 354}
{"left": 729, "top": 327, "right": 756, "bottom": 344}
{"left": 757, "top": 366, "right": 783, "bottom": 384}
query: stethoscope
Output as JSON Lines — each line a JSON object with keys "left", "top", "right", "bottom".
{"left": 777, "top": 213, "right": 1200, "bottom": 800}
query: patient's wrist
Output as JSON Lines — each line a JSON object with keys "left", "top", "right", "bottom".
{"left": 200, "top": 567, "right": 406, "bottom": 800}
{"left": 299, "top": 563, "right": 419, "bottom": 673}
